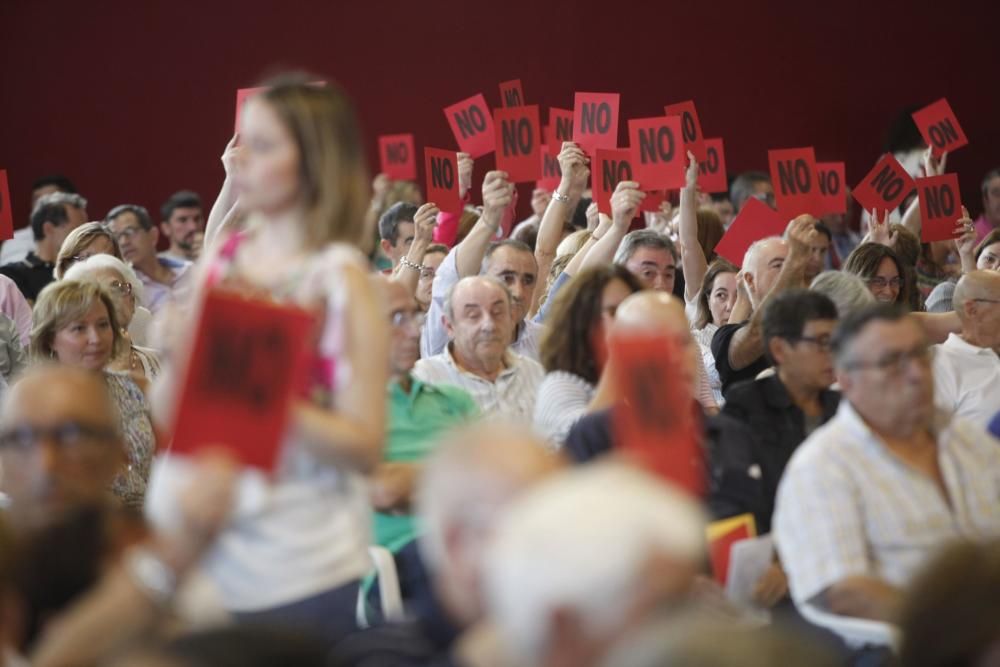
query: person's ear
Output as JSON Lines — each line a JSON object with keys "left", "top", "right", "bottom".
{"left": 380, "top": 238, "right": 393, "bottom": 255}
{"left": 160, "top": 221, "right": 172, "bottom": 240}
{"left": 768, "top": 337, "right": 790, "bottom": 366}
{"left": 42, "top": 221, "right": 56, "bottom": 240}
{"left": 443, "top": 314, "right": 455, "bottom": 339}
{"left": 149, "top": 226, "right": 160, "bottom": 245}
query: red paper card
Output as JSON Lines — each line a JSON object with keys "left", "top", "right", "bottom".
{"left": 664, "top": 100, "right": 707, "bottom": 163}
{"left": 498, "top": 79, "right": 525, "bottom": 108}
{"left": 714, "top": 197, "right": 788, "bottom": 265}
{"left": 234, "top": 86, "right": 267, "bottom": 134}
{"left": 918, "top": 173, "right": 963, "bottom": 243}
{"left": 611, "top": 332, "right": 704, "bottom": 496}
{"left": 170, "top": 290, "right": 315, "bottom": 472}
{"left": 593, "top": 149, "right": 634, "bottom": 215}
{"left": 852, "top": 154, "right": 916, "bottom": 217}
{"left": 697, "top": 138, "right": 728, "bottom": 194}
{"left": 628, "top": 116, "right": 686, "bottom": 190}
{"left": 424, "top": 148, "right": 462, "bottom": 214}
{"left": 444, "top": 93, "right": 495, "bottom": 158}
{"left": 547, "top": 108, "right": 574, "bottom": 156}
{"left": 537, "top": 148, "right": 562, "bottom": 191}
{"left": 912, "top": 98, "right": 968, "bottom": 157}
{"left": 707, "top": 514, "right": 757, "bottom": 586}
{"left": 769, "top": 147, "right": 821, "bottom": 218}
{"left": 378, "top": 134, "right": 417, "bottom": 181}
{"left": 816, "top": 162, "right": 847, "bottom": 216}
{"left": 0, "top": 170, "right": 13, "bottom": 242}
{"left": 494, "top": 105, "right": 543, "bottom": 183}
{"left": 573, "top": 92, "right": 620, "bottom": 154}
{"left": 640, "top": 190, "right": 667, "bottom": 213}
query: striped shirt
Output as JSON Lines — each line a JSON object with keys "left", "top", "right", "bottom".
{"left": 413, "top": 346, "right": 544, "bottom": 424}
{"left": 774, "top": 400, "right": 1000, "bottom": 605}
{"left": 533, "top": 371, "right": 596, "bottom": 447}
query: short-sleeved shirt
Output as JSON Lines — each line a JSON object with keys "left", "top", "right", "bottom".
{"left": 0, "top": 252, "right": 55, "bottom": 302}
{"left": 710, "top": 322, "right": 769, "bottom": 396}
{"left": 137, "top": 256, "right": 193, "bottom": 313}
{"left": 932, "top": 334, "right": 1000, "bottom": 429}
{"left": 773, "top": 401, "right": 1000, "bottom": 605}
{"left": 374, "top": 378, "right": 478, "bottom": 549}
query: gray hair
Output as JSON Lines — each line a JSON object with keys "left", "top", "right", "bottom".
{"left": 809, "top": 271, "right": 875, "bottom": 319}
{"left": 613, "top": 229, "right": 678, "bottom": 266}
{"left": 30, "top": 191, "right": 88, "bottom": 218}
{"left": 741, "top": 235, "right": 783, "bottom": 276}
{"left": 63, "top": 253, "right": 146, "bottom": 305}
{"left": 729, "top": 171, "right": 771, "bottom": 212}
{"left": 443, "top": 275, "right": 513, "bottom": 322}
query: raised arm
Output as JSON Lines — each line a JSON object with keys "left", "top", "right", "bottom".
{"left": 679, "top": 151, "right": 708, "bottom": 304}
{"left": 579, "top": 182, "right": 645, "bottom": 272}
{"left": 391, "top": 203, "right": 439, "bottom": 296}
{"left": 204, "top": 134, "right": 241, "bottom": 251}
{"left": 900, "top": 148, "right": 948, "bottom": 240}
{"left": 727, "top": 218, "right": 814, "bottom": 371}
{"left": 454, "top": 170, "right": 515, "bottom": 277}
{"left": 956, "top": 206, "right": 978, "bottom": 274}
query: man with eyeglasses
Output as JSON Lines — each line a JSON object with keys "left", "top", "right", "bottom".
{"left": 105, "top": 204, "right": 192, "bottom": 314}
{"left": 370, "top": 278, "right": 478, "bottom": 553}
{"left": 931, "top": 270, "right": 1000, "bottom": 429}
{"left": 773, "top": 303, "right": 1000, "bottom": 623}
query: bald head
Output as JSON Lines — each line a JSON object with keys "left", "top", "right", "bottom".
{"left": 417, "top": 423, "right": 563, "bottom": 626}
{"left": 953, "top": 270, "right": 1000, "bottom": 314}
{"left": 742, "top": 236, "right": 789, "bottom": 306}
{"left": 953, "top": 270, "right": 1000, "bottom": 350}
{"left": 1, "top": 365, "right": 123, "bottom": 531}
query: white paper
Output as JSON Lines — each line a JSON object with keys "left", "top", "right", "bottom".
{"left": 725, "top": 534, "right": 774, "bottom": 608}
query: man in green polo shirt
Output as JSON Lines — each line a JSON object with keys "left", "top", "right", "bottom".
{"left": 371, "top": 279, "right": 478, "bottom": 551}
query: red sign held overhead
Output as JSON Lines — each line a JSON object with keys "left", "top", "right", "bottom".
{"left": 714, "top": 197, "right": 788, "bottom": 266}
{"left": 537, "top": 147, "right": 562, "bottom": 191}
{"left": 611, "top": 332, "right": 704, "bottom": 496}
{"left": 697, "top": 138, "right": 728, "bottom": 194}
{"left": 816, "top": 162, "right": 847, "bottom": 216}
{"left": 664, "top": 100, "right": 707, "bottom": 163}
{"left": 640, "top": 190, "right": 667, "bottom": 213}
{"left": 0, "top": 170, "right": 13, "bottom": 241}
{"left": 498, "top": 79, "right": 525, "bottom": 108}
{"left": 494, "top": 105, "right": 543, "bottom": 183}
{"left": 573, "top": 92, "right": 620, "bottom": 154}
{"left": 912, "top": 98, "right": 968, "bottom": 157}
{"left": 547, "top": 108, "right": 574, "bottom": 156}
{"left": 917, "top": 174, "right": 964, "bottom": 243}
{"left": 378, "top": 134, "right": 417, "bottom": 181}
{"left": 852, "top": 154, "right": 916, "bottom": 217}
{"left": 444, "top": 93, "right": 496, "bottom": 158}
{"left": 592, "top": 149, "right": 635, "bottom": 216}
{"left": 628, "top": 116, "right": 686, "bottom": 191}
{"left": 424, "top": 148, "right": 463, "bottom": 214}
{"left": 768, "top": 147, "right": 821, "bottom": 218}
{"left": 234, "top": 86, "right": 268, "bottom": 134}
{"left": 170, "top": 290, "right": 316, "bottom": 472}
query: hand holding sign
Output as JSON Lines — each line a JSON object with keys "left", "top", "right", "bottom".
{"left": 866, "top": 208, "right": 896, "bottom": 248}
{"left": 221, "top": 133, "right": 240, "bottom": 176}
{"left": 611, "top": 181, "right": 645, "bottom": 229}
{"left": 482, "top": 171, "right": 516, "bottom": 224}
{"left": 413, "top": 203, "right": 440, "bottom": 244}
{"left": 922, "top": 147, "right": 947, "bottom": 178}
{"left": 557, "top": 141, "right": 590, "bottom": 193}
{"left": 956, "top": 207, "right": 977, "bottom": 258}
{"left": 457, "top": 152, "right": 473, "bottom": 199}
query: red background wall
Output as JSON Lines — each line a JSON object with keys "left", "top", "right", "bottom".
{"left": 1, "top": 0, "right": 998, "bottom": 230}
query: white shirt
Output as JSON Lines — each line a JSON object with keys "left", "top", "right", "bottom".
{"left": 932, "top": 333, "right": 1000, "bottom": 429}
{"left": 0, "top": 227, "right": 33, "bottom": 265}
{"left": 421, "top": 246, "right": 543, "bottom": 361}
{"left": 773, "top": 401, "right": 1000, "bottom": 606}
{"left": 533, "top": 371, "right": 596, "bottom": 447}
{"left": 413, "top": 346, "right": 544, "bottom": 423}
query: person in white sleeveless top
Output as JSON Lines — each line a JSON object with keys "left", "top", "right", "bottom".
{"left": 145, "top": 74, "right": 388, "bottom": 646}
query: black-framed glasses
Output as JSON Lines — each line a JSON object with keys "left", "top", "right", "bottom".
{"left": 866, "top": 276, "right": 903, "bottom": 290}
{"left": 0, "top": 422, "right": 118, "bottom": 460}
{"left": 841, "top": 345, "right": 930, "bottom": 375}
{"left": 795, "top": 335, "right": 833, "bottom": 351}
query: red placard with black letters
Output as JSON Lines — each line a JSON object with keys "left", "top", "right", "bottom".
{"left": 573, "top": 92, "right": 620, "bottom": 154}
{"left": 768, "top": 147, "right": 821, "bottom": 218}
{"left": 917, "top": 174, "right": 964, "bottom": 243}
{"left": 628, "top": 116, "right": 686, "bottom": 190}
{"left": 697, "top": 138, "right": 728, "bottom": 194}
{"left": 424, "top": 148, "right": 463, "bottom": 214}
{"left": 912, "top": 98, "right": 968, "bottom": 156}
{"left": 378, "top": 134, "right": 417, "bottom": 181}
{"left": 0, "top": 170, "right": 13, "bottom": 241}
{"left": 852, "top": 154, "right": 916, "bottom": 217}
{"left": 816, "top": 162, "right": 847, "bottom": 216}
{"left": 498, "top": 79, "right": 525, "bottom": 108}
{"left": 444, "top": 93, "right": 496, "bottom": 158}
{"left": 664, "top": 100, "right": 707, "bottom": 163}
{"left": 593, "top": 148, "right": 634, "bottom": 215}
{"left": 494, "top": 105, "right": 543, "bottom": 183}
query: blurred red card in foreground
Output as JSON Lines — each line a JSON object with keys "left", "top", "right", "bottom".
{"left": 170, "top": 290, "right": 315, "bottom": 472}
{"left": 0, "top": 170, "right": 13, "bottom": 241}
{"left": 378, "top": 134, "right": 417, "bottom": 181}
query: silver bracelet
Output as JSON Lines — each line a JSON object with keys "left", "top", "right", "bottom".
{"left": 399, "top": 257, "right": 424, "bottom": 272}
{"left": 551, "top": 190, "right": 570, "bottom": 203}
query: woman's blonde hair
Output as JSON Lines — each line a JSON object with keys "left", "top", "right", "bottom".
{"left": 54, "top": 222, "right": 123, "bottom": 280}
{"left": 257, "top": 74, "right": 371, "bottom": 252}
{"left": 30, "top": 281, "right": 125, "bottom": 361}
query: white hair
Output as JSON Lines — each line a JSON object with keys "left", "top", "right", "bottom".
{"left": 809, "top": 271, "right": 874, "bottom": 319}
{"left": 741, "top": 235, "right": 783, "bottom": 276}
{"left": 484, "top": 462, "right": 706, "bottom": 664}
{"left": 63, "top": 253, "right": 146, "bottom": 305}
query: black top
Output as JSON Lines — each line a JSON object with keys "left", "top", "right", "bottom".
{"left": 709, "top": 374, "right": 841, "bottom": 533}
{"left": 0, "top": 252, "right": 54, "bottom": 302}
{"left": 710, "top": 322, "right": 770, "bottom": 396}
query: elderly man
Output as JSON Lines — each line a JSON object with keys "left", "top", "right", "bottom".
{"left": 931, "top": 270, "right": 1000, "bottom": 428}
{"left": 414, "top": 276, "right": 544, "bottom": 422}
{"left": 370, "top": 278, "right": 478, "bottom": 551}
{"left": 711, "top": 216, "right": 816, "bottom": 394}
{"left": 333, "top": 424, "right": 562, "bottom": 665}
{"left": 484, "top": 462, "right": 706, "bottom": 666}
{"left": 106, "top": 204, "right": 191, "bottom": 313}
{"left": 423, "top": 170, "right": 544, "bottom": 360}
{"left": 0, "top": 192, "right": 87, "bottom": 301}
{"left": 773, "top": 304, "right": 1000, "bottom": 622}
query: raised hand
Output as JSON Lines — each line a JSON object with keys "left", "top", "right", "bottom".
{"left": 557, "top": 141, "right": 590, "bottom": 194}
{"left": 922, "top": 147, "right": 948, "bottom": 178}
{"left": 222, "top": 133, "right": 241, "bottom": 176}
{"left": 457, "top": 152, "right": 474, "bottom": 198}
{"left": 481, "top": 171, "right": 516, "bottom": 223}
{"left": 413, "top": 202, "right": 440, "bottom": 244}
{"left": 531, "top": 188, "right": 552, "bottom": 217}
{"left": 684, "top": 150, "right": 699, "bottom": 190}
{"left": 610, "top": 181, "right": 645, "bottom": 228}
{"left": 867, "top": 208, "right": 897, "bottom": 248}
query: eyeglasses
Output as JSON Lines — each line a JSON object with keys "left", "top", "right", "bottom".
{"left": 866, "top": 276, "right": 903, "bottom": 290}
{"left": 841, "top": 345, "right": 931, "bottom": 375}
{"left": 795, "top": 335, "right": 833, "bottom": 351}
{"left": 108, "top": 279, "right": 133, "bottom": 296}
{"left": 0, "top": 422, "right": 117, "bottom": 461}
{"left": 391, "top": 310, "right": 426, "bottom": 329}
{"left": 111, "top": 226, "right": 143, "bottom": 243}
